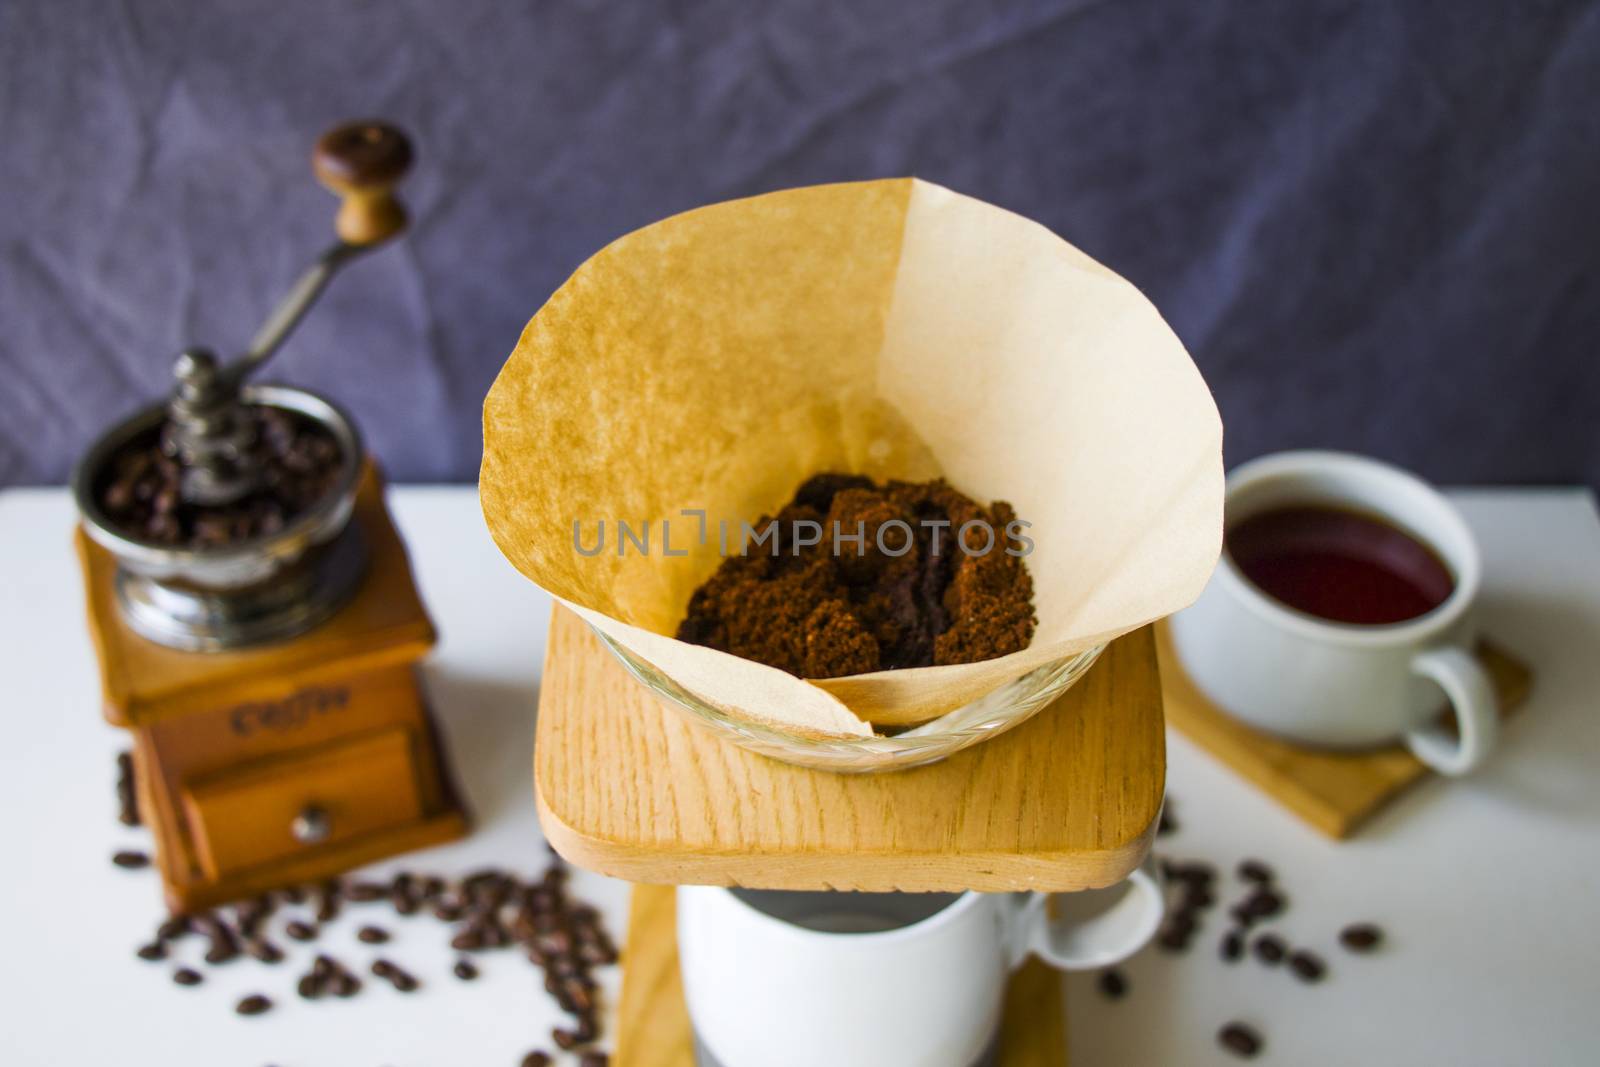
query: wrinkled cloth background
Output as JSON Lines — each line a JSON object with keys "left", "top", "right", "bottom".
{"left": 2, "top": 0, "right": 1596, "bottom": 488}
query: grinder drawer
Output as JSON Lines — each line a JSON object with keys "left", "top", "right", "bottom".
{"left": 179, "top": 728, "right": 424, "bottom": 881}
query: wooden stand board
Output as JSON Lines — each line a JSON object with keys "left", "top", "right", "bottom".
{"left": 1156, "top": 620, "right": 1532, "bottom": 839}
{"left": 535, "top": 606, "right": 1165, "bottom": 893}
{"left": 613, "top": 884, "right": 1068, "bottom": 1067}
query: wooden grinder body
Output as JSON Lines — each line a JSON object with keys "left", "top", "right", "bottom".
{"left": 80, "top": 463, "right": 467, "bottom": 912}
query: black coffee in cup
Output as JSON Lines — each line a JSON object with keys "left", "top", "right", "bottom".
{"left": 1225, "top": 506, "right": 1454, "bottom": 625}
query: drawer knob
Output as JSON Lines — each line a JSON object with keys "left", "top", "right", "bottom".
{"left": 292, "top": 805, "right": 331, "bottom": 844}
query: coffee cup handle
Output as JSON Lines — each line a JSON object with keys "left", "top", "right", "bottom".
{"left": 1007, "top": 856, "right": 1166, "bottom": 971}
{"left": 1404, "top": 645, "right": 1499, "bottom": 776}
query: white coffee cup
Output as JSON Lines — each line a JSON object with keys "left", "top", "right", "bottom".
{"left": 676, "top": 861, "right": 1164, "bottom": 1067}
{"left": 1168, "top": 450, "right": 1498, "bottom": 775}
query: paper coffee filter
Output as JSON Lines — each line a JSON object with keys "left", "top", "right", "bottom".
{"left": 481, "top": 178, "right": 1222, "bottom": 737}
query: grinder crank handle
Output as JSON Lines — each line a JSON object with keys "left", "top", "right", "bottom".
{"left": 232, "top": 120, "right": 415, "bottom": 382}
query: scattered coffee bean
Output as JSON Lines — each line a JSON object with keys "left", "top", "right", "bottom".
{"left": 540, "top": 929, "right": 573, "bottom": 956}
{"left": 1097, "top": 969, "right": 1128, "bottom": 1000}
{"left": 205, "top": 940, "right": 240, "bottom": 966}
{"left": 1252, "top": 933, "right": 1286, "bottom": 965}
{"left": 1289, "top": 950, "right": 1326, "bottom": 983}
{"left": 1218, "top": 1022, "right": 1262, "bottom": 1058}
{"left": 452, "top": 926, "right": 487, "bottom": 952}
{"left": 521, "top": 1054, "right": 552, "bottom": 1067}
{"left": 387, "top": 965, "right": 419, "bottom": 993}
{"left": 172, "top": 967, "right": 203, "bottom": 987}
{"left": 1220, "top": 929, "right": 1244, "bottom": 962}
{"left": 357, "top": 925, "right": 390, "bottom": 944}
{"left": 369, "top": 959, "right": 408, "bottom": 988}
{"left": 297, "top": 974, "right": 322, "bottom": 1000}
{"left": 235, "top": 994, "right": 273, "bottom": 1017}
{"left": 1238, "top": 859, "right": 1274, "bottom": 884}
{"left": 563, "top": 979, "right": 594, "bottom": 1014}
{"left": 453, "top": 959, "right": 479, "bottom": 981}
{"left": 196, "top": 913, "right": 227, "bottom": 934}
{"left": 200, "top": 916, "right": 241, "bottom": 963}
{"left": 552, "top": 1028, "right": 582, "bottom": 1051}
{"left": 1168, "top": 860, "right": 1216, "bottom": 886}
{"left": 581, "top": 922, "right": 615, "bottom": 952}
{"left": 1243, "top": 888, "right": 1285, "bottom": 920}
{"left": 233, "top": 898, "right": 271, "bottom": 939}
{"left": 112, "top": 850, "right": 150, "bottom": 870}
{"left": 155, "top": 917, "right": 187, "bottom": 942}
{"left": 315, "top": 881, "right": 342, "bottom": 922}
{"left": 1158, "top": 927, "right": 1191, "bottom": 952}
{"left": 115, "top": 752, "right": 141, "bottom": 827}
{"left": 311, "top": 954, "right": 361, "bottom": 997}
{"left": 579, "top": 1052, "right": 608, "bottom": 1067}
{"left": 245, "top": 938, "right": 284, "bottom": 964}
{"left": 462, "top": 868, "right": 504, "bottom": 893}
{"left": 284, "top": 920, "right": 317, "bottom": 942}
{"left": 578, "top": 938, "right": 619, "bottom": 966}
{"left": 1340, "top": 923, "right": 1384, "bottom": 952}
{"left": 344, "top": 881, "right": 388, "bottom": 903}
{"left": 136, "top": 941, "right": 167, "bottom": 962}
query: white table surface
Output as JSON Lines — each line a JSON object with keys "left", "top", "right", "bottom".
{"left": 2, "top": 485, "right": 1598, "bottom": 1067}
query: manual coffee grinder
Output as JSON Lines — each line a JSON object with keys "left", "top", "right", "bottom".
{"left": 73, "top": 120, "right": 468, "bottom": 913}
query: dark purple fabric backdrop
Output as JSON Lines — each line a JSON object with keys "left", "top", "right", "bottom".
{"left": 3, "top": 0, "right": 1597, "bottom": 487}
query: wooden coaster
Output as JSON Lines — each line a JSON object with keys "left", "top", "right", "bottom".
{"left": 613, "top": 884, "right": 1068, "bottom": 1067}
{"left": 535, "top": 606, "right": 1164, "bottom": 893}
{"left": 1156, "top": 621, "right": 1532, "bottom": 839}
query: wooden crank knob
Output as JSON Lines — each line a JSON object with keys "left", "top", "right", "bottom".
{"left": 313, "top": 120, "right": 413, "bottom": 246}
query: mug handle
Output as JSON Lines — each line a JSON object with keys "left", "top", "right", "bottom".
{"left": 1404, "top": 645, "right": 1499, "bottom": 776}
{"left": 1007, "top": 856, "right": 1165, "bottom": 971}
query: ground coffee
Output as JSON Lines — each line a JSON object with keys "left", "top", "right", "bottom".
{"left": 677, "top": 473, "right": 1036, "bottom": 678}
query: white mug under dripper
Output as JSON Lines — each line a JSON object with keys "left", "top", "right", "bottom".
{"left": 677, "top": 860, "right": 1164, "bottom": 1067}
